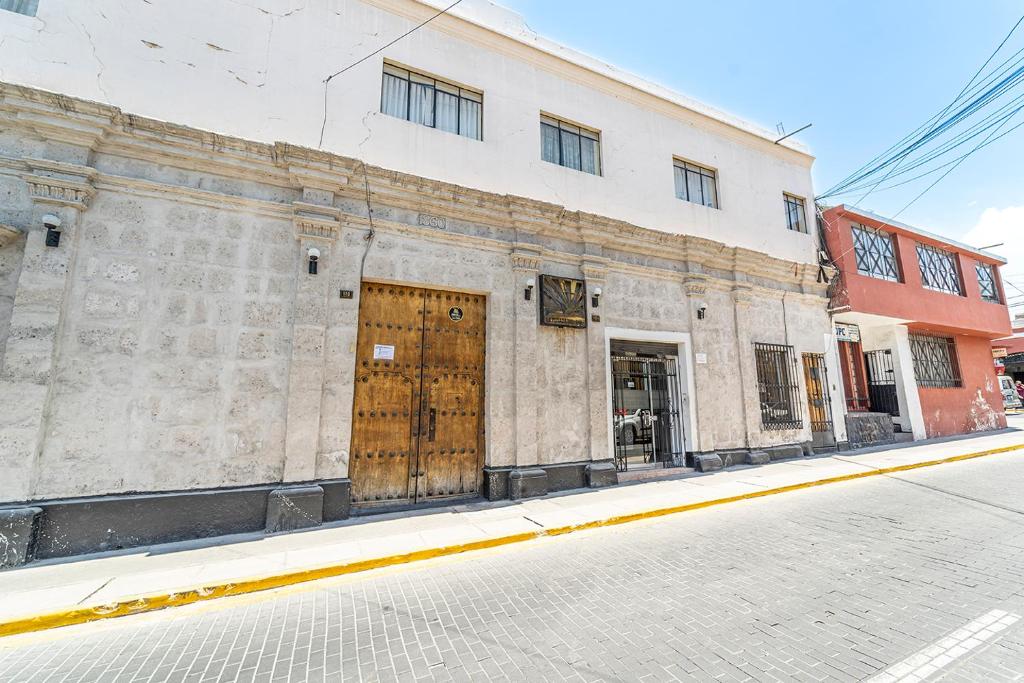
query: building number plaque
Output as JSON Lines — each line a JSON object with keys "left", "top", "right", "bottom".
{"left": 448, "top": 306, "right": 464, "bottom": 322}
{"left": 539, "top": 275, "right": 587, "bottom": 328}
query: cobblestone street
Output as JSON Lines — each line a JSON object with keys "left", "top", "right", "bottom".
{"left": 3, "top": 451, "right": 1024, "bottom": 682}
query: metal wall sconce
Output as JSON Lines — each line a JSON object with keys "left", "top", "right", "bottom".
{"left": 591, "top": 286, "right": 602, "bottom": 308}
{"left": 43, "top": 214, "right": 62, "bottom": 248}
{"left": 525, "top": 277, "right": 535, "bottom": 301}
{"left": 307, "top": 246, "right": 320, "bottom": 275}
{"left": 696, "top": 301, "right": 707, "bottom": 320}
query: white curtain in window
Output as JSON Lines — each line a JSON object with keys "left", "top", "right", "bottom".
{"left": 686, "top": 169, "right": 703, "bottom": 205}
{"left": 560, "top": 130, "right": 581, "bottom": 170}
{"left": 0, "top": 0, "right": 37, "bottom": 15}
{"left": 381, "top": 74, "right": 408, "bottom": 119}
{"left": 541, "top": 123, "right": 560, "bottom": 164}
{"left": 673, "top": 165, "right": 686, "bottom": 200}
{"left": 435, "top": 91, "right": 459, "bottom": 134}
{"left": 409, "top": 82, "right": 433, "bottom": 126}
{"left": 459, "top": 99, "right": 482, "bottom": 140}
{"left": 580, "top": 136, "right": 599, "bottom": 175}
{"left": 701, "top": 174, "right": 717, "bottom": 208}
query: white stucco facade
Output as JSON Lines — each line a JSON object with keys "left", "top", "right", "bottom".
{"left": 0, "top": 0, "right": 817, "bottom": 264}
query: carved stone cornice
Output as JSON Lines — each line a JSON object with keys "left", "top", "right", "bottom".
{"left": 732, "top": 284, "right": 755, "bottom": 308}
{"left": 21, "top": 158, "right": 96, "bottom": 209}
{"left": 0, "top": 223, "right": 21, "bottom": 248}
{"left": 682, "top": 273, "right": 711, "bottom": 296}
{"left": 293, "top": 201, "right": 341, "bottom": 241}
{"left": 510, "top": 249, "right": 542, "bottom": 272}
{"left": 580, "top": 257, "right": 610, "bottom": 282}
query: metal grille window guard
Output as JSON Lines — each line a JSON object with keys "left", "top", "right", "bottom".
{"left": 864, "top": 349, "right": 901, "bottom": 416}
{"left": 909, "top": 333, "right": 962, "bottom": 388}
{"left": 852, "top": 224, "right": 900, "bottom": 282}
{"left": 916, "top": 243, "right": 963, "bottom": 295}
{"left": 754, "top": 343, "right": 803, "bottom": 430}
{"left": 976, "top": 263, "right": 1000, "bottom": 303}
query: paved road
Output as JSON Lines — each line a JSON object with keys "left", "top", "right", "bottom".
{"left": 4, "top": 451, "right": 1024, "bottom": 682}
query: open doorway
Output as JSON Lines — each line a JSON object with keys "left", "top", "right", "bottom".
{"left": 609, "top": 340, "right": 687, "bottom": 472}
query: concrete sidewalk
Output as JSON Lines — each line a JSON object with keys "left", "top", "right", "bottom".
{"left": 2, "top": 428, "right": 1024, "bottom": 635}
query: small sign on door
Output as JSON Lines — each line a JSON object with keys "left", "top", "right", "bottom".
{"left": 373, "top": 344, "right": 395, "bottom": 361}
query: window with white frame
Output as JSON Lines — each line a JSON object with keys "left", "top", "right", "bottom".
{"left": 673, "top": 160, "right": 718, "bottom": 208}
{"left": 916, "top": 243, "right": 963, "bottom": 295}
{"left": 852, "top": 224, "right": 900, "bottom": 282}
{"left": 380, "top": 63, "right": 482, "bottom": 140}
{"left": 0, "top": 0, "right": 37, "bottom": 15}
{"left": 976, "top": 263, "right": 1000, "bottom": 303}
{"left": 783, "top": 193, "right": 807, "bottom": 233}
{"left": 540, "top": 115, "right": 601, "bottom": 175}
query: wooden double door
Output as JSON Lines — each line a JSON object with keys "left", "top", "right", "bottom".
{"left": 349, "top": 282, "right": 485, "bottom": 507}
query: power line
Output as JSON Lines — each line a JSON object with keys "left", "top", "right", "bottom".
{"left": 317, "top": 0, "right": 465, "bottom": 148}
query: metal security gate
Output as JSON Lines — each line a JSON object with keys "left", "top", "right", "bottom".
{"left": 801, "top": 353, "right": 834, "bottom": 434}
{"left": 864, "top": 349, "right": 900, "bottom": 417}
{"left": 611, "top": 351, "right": 685, "bottom": 472}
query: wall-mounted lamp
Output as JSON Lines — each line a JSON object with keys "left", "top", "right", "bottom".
{"left": 524, "top": 277, "right": 535, "bottom": 301}
{"left": 696, "top": 301, "right": 708, "bottom": 320}
{"left": 42, "top": 214, "right": 62, "bottom": 248}
{"left": 307, "top": 246, "right": 320, "bottom": 275}
{"left": 591, "top": 286, "right": 602, "bottom": 308}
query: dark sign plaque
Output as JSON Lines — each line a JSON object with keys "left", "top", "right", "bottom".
{"left": 539, "top": 275, "right": 587, "bottom": 328}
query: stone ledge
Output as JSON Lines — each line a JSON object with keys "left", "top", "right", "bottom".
{"left": 0, "top": 507, "right": 41, "bottom": 569}
{"left": 694, "top": 452, "right": 724, "bottom": 472}
{"left": 585, "top": 461, "right": 618, "bottom": 488}
{"left": 509, "top": 468, "right": 548, "bottom": 500}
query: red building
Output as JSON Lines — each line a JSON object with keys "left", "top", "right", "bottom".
{"left": 992, "top": 314, "right": 1024, "bottom": 382}
{"left": 822, "top": 205, "right": 1010, "bottom": 441}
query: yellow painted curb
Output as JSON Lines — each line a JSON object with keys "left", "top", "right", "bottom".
{"left": 2, "top": 442, "right": 1022, "bottom": 639}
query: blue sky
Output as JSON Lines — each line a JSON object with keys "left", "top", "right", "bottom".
{"left": 498, "top": 1, "right": 1024, "bottom": 303}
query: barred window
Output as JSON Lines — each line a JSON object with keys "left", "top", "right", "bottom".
{"left": 754, "top": 343, "right": 803, "bottom": 430}
{"left": 783, "top": 194, "right": 807, "bottom": 233}
{"left": 0, "top": 0, "right": 37, "bottom": 15}
{"left": 909, "top": 334, "right": 962, "bottom": 388}
{"left": 976, "top": 263, "right": 1000, "bottom": 303}
{"left": 380, "top": 63, "right": 482, "bottom": 140}
{"left": 917, "top": 243, "right": 963, "bottom": 295}
{"left": 540, "top": 115, "right": 601, "bottom": 175}
{"left": 852, "top": 224, "right": 900, "bottom": 282}
{"left": 673, "top": 160, "right": 718, "bottom": 209}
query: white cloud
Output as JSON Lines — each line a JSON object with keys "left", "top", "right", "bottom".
{"left": 963, "top": 207, "right": 1024, "bottom": 313}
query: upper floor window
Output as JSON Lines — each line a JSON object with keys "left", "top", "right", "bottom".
{"left": 0, "top": 0, "right": 37, "bottom": 15}
{"left": 540, "top": 115, "right": 601, "bottom": 175}
{"left": 673, "top": 160, "right": 718, "bottom": 209}
{"left": 916, "top": 243, "right": 963, "bottom": 295}
{"left": 909, "top": 333, "right": 962, "bottom": 388}
{"left": 783, "top": 193, "right": 807, "bottom": 233}
{"left": 976, "top": 263, "right": 1000, "bottom": 303}
{"left": 852, "top": 224, "right": 900, "bottom": 282}
{"left": 380, "top": 63, "right": 482, "bottom": 140}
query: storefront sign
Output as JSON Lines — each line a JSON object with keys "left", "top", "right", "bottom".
{"left": 373, "top": 344, "right": 395, "bottom": 360}
{"left": 993, "top": 347, "right": 1008, "bottom": 359}
{"left": 539, "top": 275, "right": 587, "bottom": 328}
{"left": 835, "top": 323, "right": 861, "bottom": 343}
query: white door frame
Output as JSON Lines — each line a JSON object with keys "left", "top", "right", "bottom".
{"left": 604, "top": 327, "right": 698, "bottom": 461}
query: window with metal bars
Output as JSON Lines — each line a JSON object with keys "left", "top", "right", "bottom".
{"left": 0, "top": 0, "right": 37, "bottom": 15}
{"left": 783, "top": 194, "right": 807, "bottom": 233}
{"left": 673, "top": 159, "right": 718, "bottom": 209}
{"left": 852, "top": 224, "right": 900, "bottom": 282}
{"left": 380, "top": 63, "right": 482, "bottom": 140}
{"left": 540, "top": 114, "right": 601, "bottom": 175}
{"left": 909, "top": 334, "right": 962, "bottom": 388}
{"left": 916, "top": 243, "right": 963, "bottom": 295}
{"left": 976, "top": 263, "right": 1000, "bottom": 303}
{"left": 754, "top": 343, "right": 803, "bottom": 430}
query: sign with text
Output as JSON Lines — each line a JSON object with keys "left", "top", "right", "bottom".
{"left": 373, "top": 344, "right": 395, "bottom": 361}
{"left": 835, "top": 323, "right": 861, "bottom": 343}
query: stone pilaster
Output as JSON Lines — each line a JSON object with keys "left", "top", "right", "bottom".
{"left": 581, "top": 258, "right": 609, "bottom": 463}
{"left": 0, "top": 160, "right": 95, "bottom": 503}
{"left": 511, "top": 249, "right": 541, "bottom": 468}
{"left": 281, "top": 201, "right": 339, "bottom": 483}
{"left": 682, "top": 273, "right": 715, "bottom": 455}
{"left": 731, "top": 284, "right": 759, "bottom": 449}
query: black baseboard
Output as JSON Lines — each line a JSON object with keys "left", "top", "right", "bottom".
{"left": 1, "top": 478, "right": 351, "bottom": 565}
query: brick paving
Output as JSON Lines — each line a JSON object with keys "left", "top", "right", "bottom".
{"left": 3, "top": 452, "right": 1024, "bottom": 682}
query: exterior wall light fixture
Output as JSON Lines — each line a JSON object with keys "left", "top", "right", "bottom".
{"left": 42, "top": 214, "right": 62, "bottom": 248}
{"left": 696, "top": 301, "right": 708, "bottom": 320}
{"left": 591, "top": 286, "right": 602, "bottom": 308}
{"left": 525, "top": 277, "right": 535, "bottom": 301}
{"left": 307, "top": 246, "right": 320, "bottom": 275}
